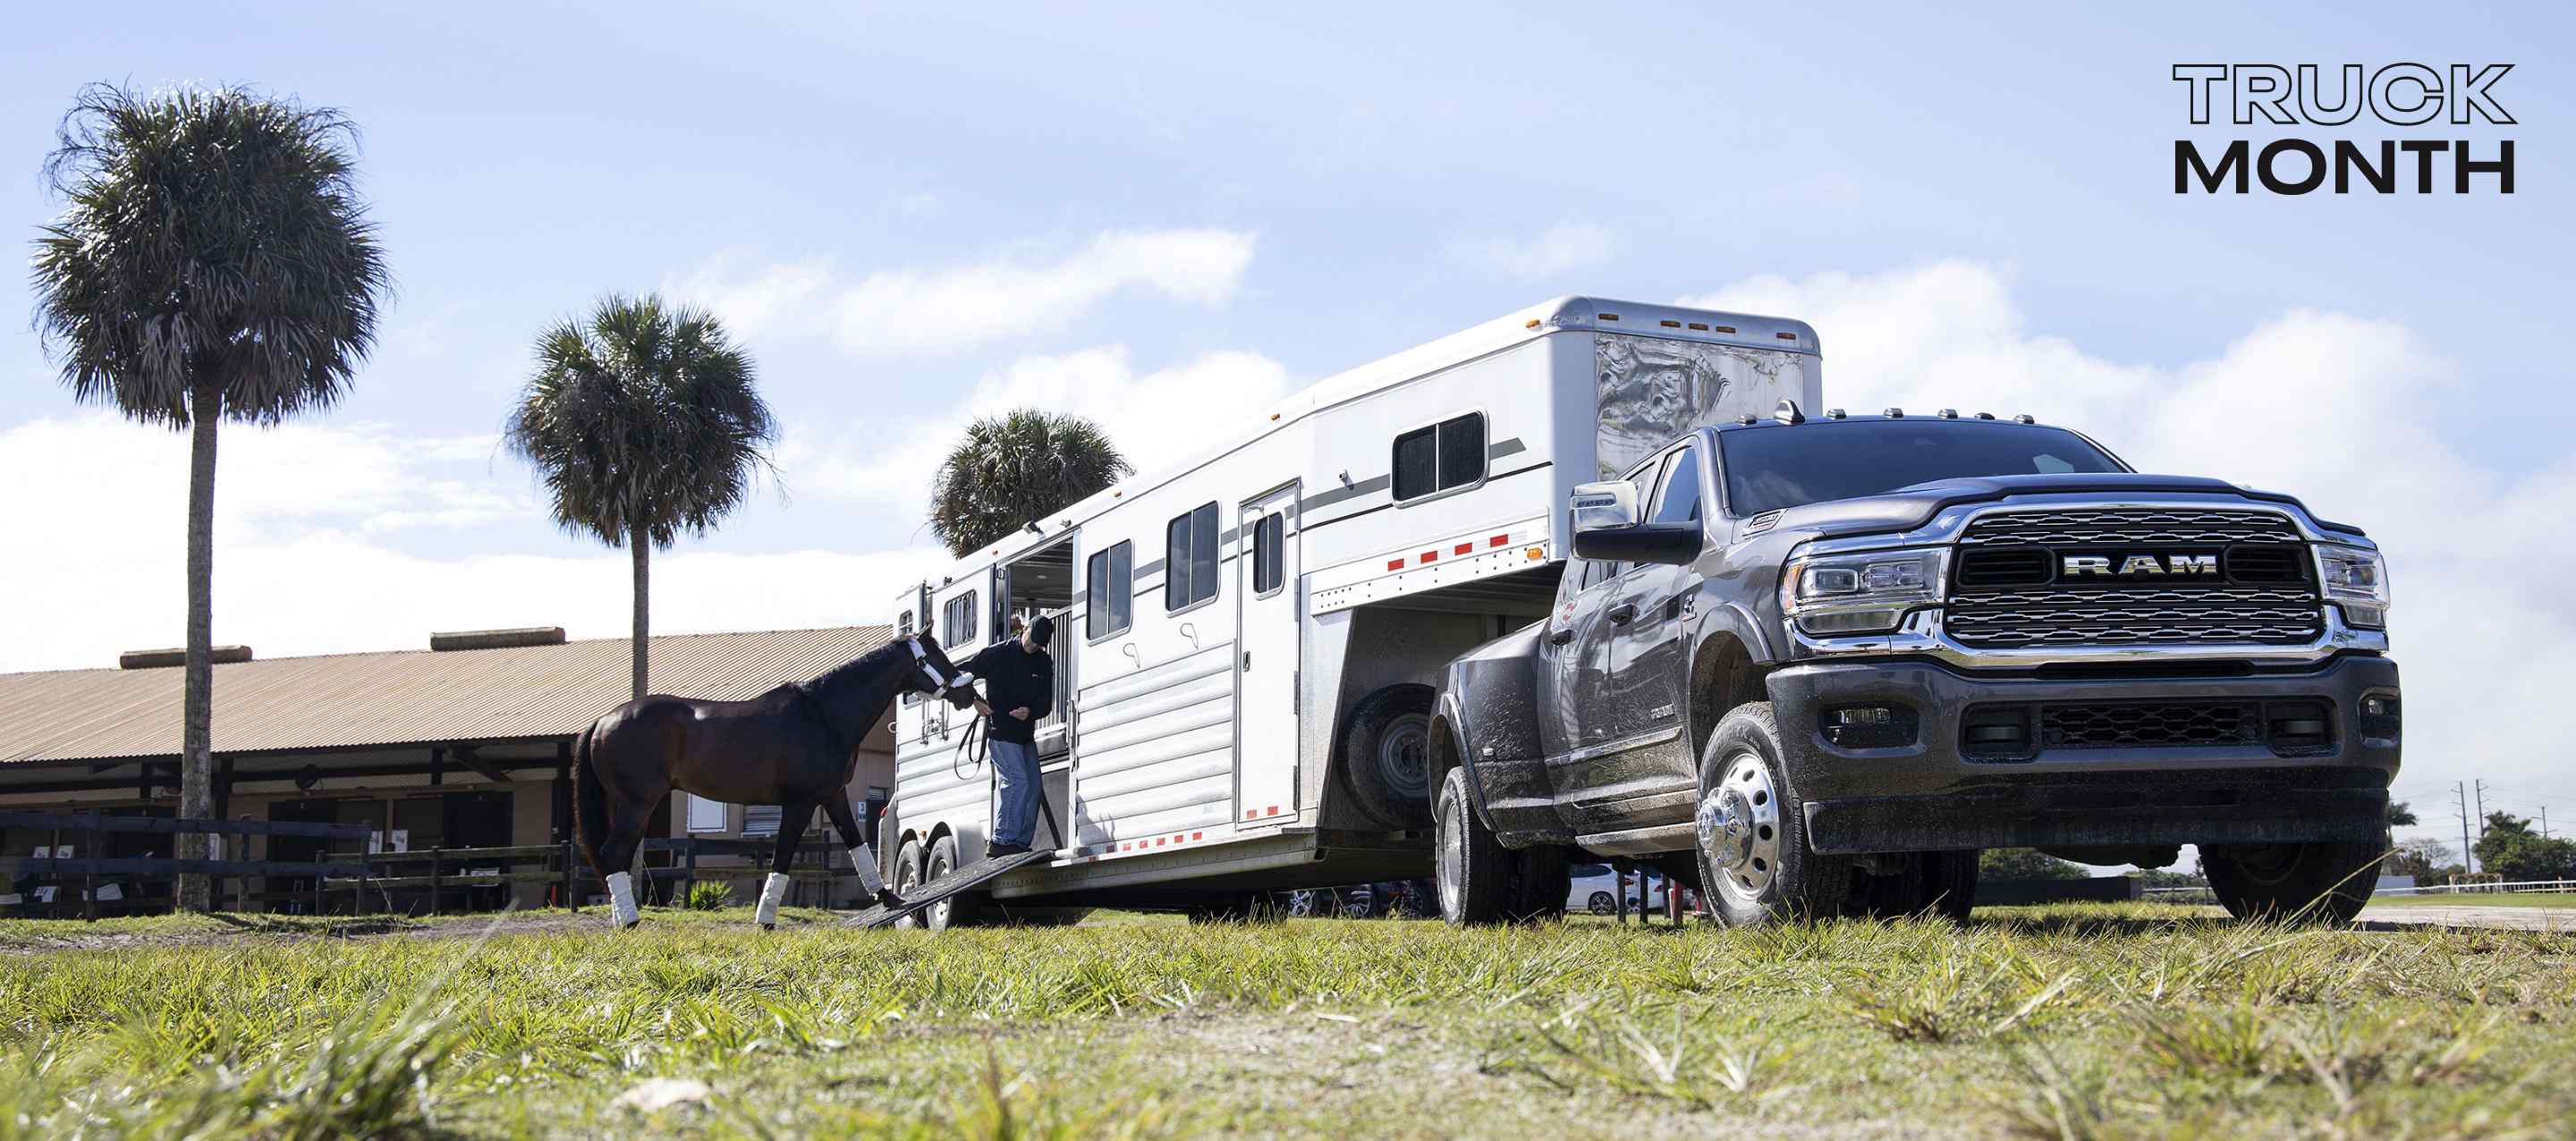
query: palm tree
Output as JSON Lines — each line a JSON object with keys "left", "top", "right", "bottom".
{"left": 929, "top": 410, "right": 1132, "bottom": 557}
{"left": 505, "top": 295, "right": 774, "bottom": 698}
{"left": 30, "top": 84, "right": 389, "bottom": 911}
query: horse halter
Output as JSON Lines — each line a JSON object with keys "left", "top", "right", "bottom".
{"left": 907, "top": 636, "right": 973, "bottom": 697}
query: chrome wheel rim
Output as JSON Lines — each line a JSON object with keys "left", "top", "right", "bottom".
{"left": 1698, "top": 749, "right": 1782, "bottom": 908}
{"left": 927, "top": 849, "right": 954, "bottom": 928}
{"left": 1436, "top": 790, "right": 1466, "bottom": 917}
{"left": 893, "top": 850, "right": 924, "bottom": 930}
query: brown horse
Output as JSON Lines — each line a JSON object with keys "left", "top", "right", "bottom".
{"left": 572, "top": 632, "right": 976, "bottom": 928}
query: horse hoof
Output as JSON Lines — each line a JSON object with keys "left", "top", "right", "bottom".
{"left": 760, "top": 922, "right": 776, "bottom": 932}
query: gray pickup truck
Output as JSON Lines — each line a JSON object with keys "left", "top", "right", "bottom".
{"left": 1428, "top": 403, "right": 2398, "bottom": 925}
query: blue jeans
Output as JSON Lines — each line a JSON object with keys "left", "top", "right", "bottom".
{"left": 989, "top": 739, "right": 1041, "bottom": 848}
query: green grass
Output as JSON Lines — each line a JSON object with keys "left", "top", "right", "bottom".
{"left": 0, "top": 902, "right": 2570, "bottom": 1138}
{"left": 2365, "top": 892, "right": 2576, "bottom": 910}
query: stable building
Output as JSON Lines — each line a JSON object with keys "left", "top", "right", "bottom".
{"left": 0, "top": 625, "right": 897, "bottom": 914}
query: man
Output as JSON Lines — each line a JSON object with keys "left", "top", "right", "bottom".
{"left": 968, "top": 613, "right": 1055, "bottom": 858}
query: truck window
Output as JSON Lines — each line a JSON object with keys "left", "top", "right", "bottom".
{"left": 1394, "top": 412, "right": 1486, "bottom": 501}
{"left": 1086, "top": 541, "right": 1133, "bottom": 639}
{"left": 1719, "top": 421, "right": 2123, "bottom": 514}
{"left": 1648, "top": 446, "right": 1702, "bottom": 524}
{"left": 1165, "top": 503, "right": 1219, "bottom": 611}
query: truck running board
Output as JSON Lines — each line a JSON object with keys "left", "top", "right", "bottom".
{"left": 843, "top": 849, "right": 1056, "bottom": 929}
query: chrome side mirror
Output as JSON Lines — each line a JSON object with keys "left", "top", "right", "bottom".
{"left": 1570, "top": 481, "right": 1640, "bottom": 534}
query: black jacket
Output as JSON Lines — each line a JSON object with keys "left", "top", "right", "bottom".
{"left": 967, "top": 641, "right": 1055, "bottom": 745}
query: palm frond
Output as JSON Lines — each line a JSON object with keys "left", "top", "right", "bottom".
{"left": 929, "top": 410, "right": 1134, "bottom": 555}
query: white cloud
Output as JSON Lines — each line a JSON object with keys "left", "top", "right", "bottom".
{"left": 1451, "top": 222, "right": 1621, "bottom": 279}
{"left": 664, "top": 229, "right": 1258, "bottom": 356}
{"left": 0, "top": 415, "right": 947, "bottom": 672}
{"left": 781, "top": 345, "right": 1295, "bottom": 514}
{"left": 1686, "top": 263, "right": 2576, "bottom": 841}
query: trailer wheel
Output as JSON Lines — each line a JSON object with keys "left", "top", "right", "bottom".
{"left": 1692, "top": 703, "right": 1856, "bottom": 926}
{"left": 1335, "top": 685, "right": 1437, "bottom": 827}
{"left": 923, "top": 833, "right": 983, "bottom": 931}
{"left": 2202, "top": 839, "right": 2380, "bottom": 925}
{"left": 891, "top": 838, "right": 927, "bottom": 931}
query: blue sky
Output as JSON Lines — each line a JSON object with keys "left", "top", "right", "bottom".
{"left": 2, "top": 3, "right": 2568, "bottom": 841}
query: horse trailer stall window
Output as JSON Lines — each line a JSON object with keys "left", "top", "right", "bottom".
{"left": 1165, "top": 502, "right": 1220, "bottom": 611}
{"left": 686, "top": 793, "right": 727, "bottom": 833}
{"left": 942, "top": 591, "right": 978, "bottom": 647}
{"left": 1252, "top": 512, "right": 1284, "bottom": 596}
{"left": 1086, "top": 540, "right": 1134, "bottom": 639}
{"left": 1393, "top": 411, "right": 1487, "bottom": 501}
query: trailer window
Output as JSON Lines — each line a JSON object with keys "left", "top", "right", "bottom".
{"left": 1251, "top": 512, "right": 1285, "bottom": 596}
{"left": 942, "top": 591, "right": 979, "bottom": 647}
{"left": 1165, "top": 503, "right": 1220, "bottom": 611}
{"left": 1393, "top": 412, "right": 1486, "bottom": 501}
{"left": 1086, "top": 541, "right": 1133, "bottom": 639}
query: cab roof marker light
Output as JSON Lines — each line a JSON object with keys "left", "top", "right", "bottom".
{"left": 1825, "top": 408, "right": 1847, "bottom": 419}
{"left": 1974, "top": 411, "right": 1996, "bottom": 420}
{"left": 2013, "top": 414, "right": 2037, "bottom": 424}
{"left": 1885, "top": 407, "right": 1905, "bottom": 418}
{"left": 1937, "top": 408, "right": 1959, "bottom": 418}
{"left": 1737, "top": 414, "right": 1758, "bottom": 426}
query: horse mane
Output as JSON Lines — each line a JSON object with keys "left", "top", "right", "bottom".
{"left": 795, "top": 636, "right": 913, "bottom": 703}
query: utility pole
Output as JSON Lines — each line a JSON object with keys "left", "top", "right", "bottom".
{"left": 2544, "top": 806, "right": 2552, "bottom": 841}
{"left": 2475, "top": 780, "right": 2489, "bottom": 844}
{"left": 2454, "top": 782, "right": 2476, "bottom": 875}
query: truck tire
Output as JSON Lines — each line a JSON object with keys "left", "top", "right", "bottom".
{"left": 1436, "top": 765, "right": 1516, "bottom": 924}
{"left": 891, "top": 838, "right": 927, "bottom": 931}
{"left": 1507, "top": 843, "right": 1571, "bottom": 922}
{"left": 1691, "top": 703, "right": 1857, "bottom": 926}
{"left": 1855, "top": 851, "right": 1980, "bottom": 922}
{"left": 922, "top": 833, "right": 983, "bottom": 931}
{"left": 2202, "top": 839, "right": 2381, "bottom": 925}
{"left": 1335, "top": 685, "right": 1437, "bottom": 827}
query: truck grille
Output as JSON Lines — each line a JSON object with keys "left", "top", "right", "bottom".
{"left": 1947, "top": 508, "right": 2323, "bottom": 649}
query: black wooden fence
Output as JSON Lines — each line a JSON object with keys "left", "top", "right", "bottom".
{"left": 2, "top": 811, "right": 869, "bottom": 919}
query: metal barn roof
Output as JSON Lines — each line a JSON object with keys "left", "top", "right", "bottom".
{"left": 0, "top": 626, "right": 893, "bottom": 766}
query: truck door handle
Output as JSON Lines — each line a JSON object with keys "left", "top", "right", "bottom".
{"left": 1606, "top": 603, "right": 1638, "bottom": 625}
{"left": 1547, "top": 628, "right": 1574, "bottom": 646}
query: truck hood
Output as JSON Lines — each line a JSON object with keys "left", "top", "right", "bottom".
{"left": 1761, "top": 473, "right": 2367, "bottom": 541}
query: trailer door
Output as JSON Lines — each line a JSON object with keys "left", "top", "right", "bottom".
{"left": 1234, "top": 482, "right": 1301, "bottom": 824}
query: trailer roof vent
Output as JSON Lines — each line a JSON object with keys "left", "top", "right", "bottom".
{"left": 120, "top": 646, "right": 251, "bottom": 670}
{"left": 430, "top": 627, "right": 566, "bottom": 652}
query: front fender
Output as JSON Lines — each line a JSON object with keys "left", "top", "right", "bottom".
{"left": 1436, "top": 622, "right": 1567, "bottom": 845}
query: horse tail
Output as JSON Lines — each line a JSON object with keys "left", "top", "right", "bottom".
{"left": 572, "top": 721, "right": 609, "bottom": 875}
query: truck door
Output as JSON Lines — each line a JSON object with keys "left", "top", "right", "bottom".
{"left": 1606, "top": 442, "right": 1707, "bottom": 780}
{"left": 1557, "top": 445, "right": 1689, "bottom": 818}
{"left": 1234, "top": 483, "right": 1301, "bottom": 823}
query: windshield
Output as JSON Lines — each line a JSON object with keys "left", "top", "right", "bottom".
{"left": 1719, "top": 421, "right": 2124, "bottom": 514}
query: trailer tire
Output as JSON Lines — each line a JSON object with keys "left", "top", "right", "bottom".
{"left": 1436, "top": 766, "right": 1517, "bottom": 925}
{"left": 1335, "top": 685, "right": 1437, "bottom": 827}
{"left": 2202, "top": 838, "right": 2381, "bottom": 925}
{"left": 891, "top": 838, "right": 927, "bottom": 931}
{"left": 1692, "top": 703, "right": 1856, "bottom": 926}
{"left": 923, "top": 833, "right": 984, "bottom": 931}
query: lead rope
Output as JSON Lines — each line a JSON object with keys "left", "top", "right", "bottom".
{"left": 950, "top": 709, "right": 989, "bottom": 782}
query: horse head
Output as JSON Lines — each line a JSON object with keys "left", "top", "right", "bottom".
{"left": 906, "top": 633, "right": 979, "bottom": 709}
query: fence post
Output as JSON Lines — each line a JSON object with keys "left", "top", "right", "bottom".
{"left": 429, "top": 848, "right": 443, "bottom": 917}
{"left": 682, "top": 841, "right": 698, "bottom": 906}
{"left": 560, "top": 840, "right": 576, "bottom": 910}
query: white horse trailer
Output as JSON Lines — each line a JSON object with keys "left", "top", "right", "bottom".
{"left": 882, "top": 296, "right": 1820, "bottom": 923}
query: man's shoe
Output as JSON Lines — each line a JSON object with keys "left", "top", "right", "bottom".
{"left": 875, "top": 888, "right": 906, "bottom": 909}
{"left": 985, "top": 841, "right": 1031, "bottom": 858}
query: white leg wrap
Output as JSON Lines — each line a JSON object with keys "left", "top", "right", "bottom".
{"left": 756, "top": 872, "right": 792, "bottom": 927}
{"left": 606, "top": 872, "right": 640, "bottom": 927}
{"left": 849, "top": 846, "right": 886, "bottom": 895}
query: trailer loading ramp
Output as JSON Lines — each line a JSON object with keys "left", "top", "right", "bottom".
{"left": 843, "top": 849, "right": 1055, "bottom": 929}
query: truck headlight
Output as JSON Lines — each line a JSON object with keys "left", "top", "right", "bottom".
{"left": 2315, "top": 544, "right": 2390, "bottom": 629}
{"left": 1781, "top": 549, "right": 1948, "bottom": 635}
